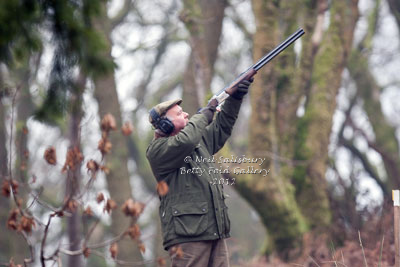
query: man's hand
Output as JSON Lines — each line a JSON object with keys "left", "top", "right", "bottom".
{"left": 231, "top": 78, "right": 253, "bottom": 100}
{"left": 198, "top": 98, "right": 219, "bottom": 124}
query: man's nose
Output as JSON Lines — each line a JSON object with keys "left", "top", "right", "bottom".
{"left": 184, "top": 112, "right": 189, "bottom": 118}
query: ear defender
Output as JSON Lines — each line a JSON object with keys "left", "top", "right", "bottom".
{"left": 150, "top": 108, "right": 175, "bottom": 135}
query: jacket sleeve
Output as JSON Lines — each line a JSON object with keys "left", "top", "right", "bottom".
{"left": 146, "top": 114, "right": 209, "bottom": 176}
{"left": 202, "top": 96, "right": 242, "bottom": 155}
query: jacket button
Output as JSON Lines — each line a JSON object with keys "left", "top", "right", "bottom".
{"left": 202, "top": 208, "right": 206, "bottom": 212}
{"left": 214, "top": 233, "right": 217, "bottom": 236}
{"left": 174, "top": 210, "right": 178, "bottom": 214}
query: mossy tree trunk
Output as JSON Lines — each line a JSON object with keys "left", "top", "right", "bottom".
{"left": 239, "top": 0, "right": 308, "bottom": 258}
{"left": 234, "top": 0, "right": 359, "bottom": 258}
{"left": 180, "top": 0, "right": 227, "bottom": 114}
{"left": 293, "top": 0, "right": 358, "bottom": 228}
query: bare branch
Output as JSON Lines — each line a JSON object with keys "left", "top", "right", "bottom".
{"left": 110, "top": 0, "right": 136, "bottom": 30}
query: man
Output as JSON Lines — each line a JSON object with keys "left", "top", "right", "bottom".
{"left": 146, "top": 79, "right": 252, "bottom": 267}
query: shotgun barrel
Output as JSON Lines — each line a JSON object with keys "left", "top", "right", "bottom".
{"left": 212, "top": 28, "right": 305, "bottom": 105}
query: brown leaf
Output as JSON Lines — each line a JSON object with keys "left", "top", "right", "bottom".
{"left": 110, "top": 242, "right": 118, "bottom": 259}
{"left": 138, "top": 242, "right": 146, "bottom": 254}
{"left": 156, "top": 181, "right": 169, "bottom": 196}
{"left": 100, "top": 165, "right": 110, "bottom": 174}
{"left": 104, "top": 198, "right": 117, "bottom": 214}
{"left": 62, "top": 146, "right": 84, "bottom": 172}
{"left": 67, "top": 199, "right": 78, "bottom": 213}
{"left": 126, "top": 224, "right": 141, "bottom": 240}
{"left": 83, "top": 247, "right": 91, "bottom": 258}
{"left": 96, "top": 192, "right": 105, "bottom": 203}
{"left": 121, "top": 122, "right": 134, "bottom": 136}
{"left": 84, "top": 206, "right": 93, "bottom": 216}
{"left": 19, "top": 215, "right": 35, "bottom": 234}
{"left": 44, "top": 147, "right": 57, "bottom": 165}
{"left": 101, "top": 114, "right": 117, "bottom": 132}
{"left": 157, "top": 257, "right": 166, "bottom": 266}
{"left": 22, "top": 126, "right": 28, "bottom": 135}
{"left": 1, "top": 180, "right": 10, "bottom": 197}
{"left": 86, "top": 160, "right": 99, "bottom": 177}
{"left": 98, "top": 138, "right": 112, "bottom": 155}
{"left": 175, "top": 246, "right": 183, "bottom": 259}
{"left": 7, "top": 209, "right": 20, "bottom": 231}
{"left": 17, "top": 198, "right": 23, "bottom": 208}
{"left": 121, "top": 198, "right": 144, "bottom": 217}
{"left": 11, "top": 180, "right": 19, "bottom": 195}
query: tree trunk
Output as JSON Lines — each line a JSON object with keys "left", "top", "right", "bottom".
{"left": 66, "top": 73, "right": 86, "bottom": 267}
{"left": 241, "top": 0, "right": 307, "bottom": 257}
{"left": 180, "top": 0, "right": 227, "bottom": 114}
{"left": 293, "top": 0, "right": 358, "bottom": 228}
{"left": 92, "top": 3, "right": 143, "bottom": 262}
{"left": 0, "top": 72, "right": 13, "bottom": 263}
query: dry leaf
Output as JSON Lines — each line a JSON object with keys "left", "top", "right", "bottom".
{"left": 7, "top": 209, "right": 20, "bottom": 231}
{"left": 100, "top": 165, "right": 110, "bottom": 174}
{"left": 19, "top": 215, "right": 35, "bottom": 234}
{"left": 121, "top": 199, "right": 144, "bottom": 217}
{"left": 67, "top": 199, "right": 78, "bottom": 213}
{"left": 87, "top": 160, "right": 99, "bottom": 177}
{"left": 62, "top": 147, "right": 84, "bottom": 172}
{"left": 1, "top": 180, "right": 10, "bottom": 197}
{"left": 175, "top": 246, "right": 183, "bottom": 259}
{"left": 104, "top": 198, "right": 117, "bottom": 214}
{"left": 127, "top": 224, "right": 141, "bottom": 240}
{"left": 44, "top": 147, "right": 57, "bottom": 165}
{"left": 84, "top": 206, "right": 93, "bottom": 216}
{"left": 156, "top": 181, "right": 169, "bottom": 196}
{"left": 138, "top": 242, "right": 146, "bottom": 254}
{"left": 101, "top": 114, "right": 117, "bottom": 132}
{"left": 83, "top": 247, "right": 91, "bottom": 258}
{"left": 96, "top": 192, "right": 105, "bottom": 203}
{"left": 157, "top": 257, "right": 166, "bottom": 266}
{"left": 98, "top": 138, "right": 112, "bottom": 155}
{"left": 110, "top": 243, "right": 118, "bottom": 259}
{"left": 121, "top": 122, "right": 134, "bottom": 136}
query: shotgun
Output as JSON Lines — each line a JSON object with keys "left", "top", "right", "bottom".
{"left": 211, "top": 28, "right": 305, "bottom": 105}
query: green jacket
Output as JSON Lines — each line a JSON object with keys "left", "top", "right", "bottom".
{"left": 146, "top": 96, "right": 242, "bottom": 250}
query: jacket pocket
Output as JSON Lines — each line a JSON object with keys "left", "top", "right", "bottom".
{"left": 172, "top": 202, "right": 208, "bottom": 237}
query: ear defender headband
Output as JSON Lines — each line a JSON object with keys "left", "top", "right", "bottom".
{"left": 150, "top": 108, "right": 175, "bottom": 135}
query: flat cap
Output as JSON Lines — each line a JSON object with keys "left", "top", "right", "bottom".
{"left": 149, "top": 98, "right": 182, "bottom": 125}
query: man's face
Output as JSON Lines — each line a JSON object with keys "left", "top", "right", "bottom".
{"left": 165, "top": 104, "right": 189, "bottom": 135}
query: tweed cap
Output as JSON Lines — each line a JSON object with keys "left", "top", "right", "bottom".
{"left": 149, "top": 98, "right": 182, "bottom": 125}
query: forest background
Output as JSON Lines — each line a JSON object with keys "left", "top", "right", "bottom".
{"left": 1, "top": 0, "right": 400, "bottom": 266}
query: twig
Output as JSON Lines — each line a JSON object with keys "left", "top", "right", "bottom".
{"left": 21, "top": 232, "right": 35, "bottom": 266}
{"left": 309, "top": 256, "right": 321, "bottom": 267}
{"left": 358, "top": 231, "right": 369, "bottom": 267}
{"left": 378, "top": 235, "right": 384, "bottom": 267}
{"left": 41, "top": 212, "right": 57, "bottom": 267}
{"left": 341, "top": 250, "right": 345, "bottom": 266}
